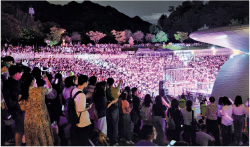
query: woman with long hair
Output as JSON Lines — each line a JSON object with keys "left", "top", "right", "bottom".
{"left": 221, "top": 96, "right": 233, "bottom": 146}
{"left": 92, "top": 81, "right": 108, "bottom": 135}
{"left": 20, "top": 72, "right": 53, "bottom": 145}
{"left": 205, "top": 96, "right": 220, "bottom": 145}
{"left": 181, "top": 100, "right": 196, "bottom": 146}
{"left": 167, "top": 99, "right": 183, "bottom": 141}
{"left": 152, "top": 95, "right": 167, "bottom": 145}
{"left": 140, "top": 94, "right": 153, "bottom": 126}
{"left": 232, "top": 95, "right": 246, "bottom": 145}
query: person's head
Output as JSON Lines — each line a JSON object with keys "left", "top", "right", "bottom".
{"left": 32, "top": 67, "right": 42, "bottom": 79}
{"left": 131, "top": 87, "right": 137, "bottom": 95}
{"left": 9, "top": 65, "right": 22, "bottom": 80}
{"left": 171, "top": 99, "right": 179, "bottom": 109}
{"left": 222, "top": 96, "right": 232, "bottom": 106}
{"left": 64, "top": 76, "right": 75, "bottom": 88}
{"left": 21, "top": 65, "right": 31, "bottom": 73}
{"left": 209, "top": 96, "right": 215, "bottom": 103}
{"left": 121, "top": 92, "right": 128, "bottom": 101}
{"left": 124, "top": 86, "right": 130, "bottom": 94}
{"left": 181, "top": 94, "right": 185, "bottom": 99}
{"left": 107, "top": 78, "right": 114, "bottom": 86}
{"left": 200, "top": 124, "right": 207, "bottom": 132}
{"left": 143, "top": 94, "right": 153, "bottom": 107}
{"left": 155, "top": 95, "right": 163, "bottom": 106}
{"left": 218, "top": 97, "right": 223, "bottom": 105}
{"left": 186, "top": 100, "right": 193, "bottom": 112}
{"left": 234, "top": 95, "right": 243, "bottom": 107}
{"left": 55, "top": 72, "right": 62, "bottom": 83}
{"left": 140, "top": 124, "right": 157, "bottom": 142}
{"left": 1, "top": 62, "right": 10, "bottom": 73}
{"left": 93, "top": 81, "right": 106, "bottom": 98}
{"left": 77, "top": 75, "right": 88, "bottom": 89}
{"left": 2, "top": 56, "right": 15, "bottom": 65}
{"left": 89, "top": 76, "right": 97, "bottom": 86}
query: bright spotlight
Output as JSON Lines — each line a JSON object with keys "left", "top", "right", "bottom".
{"left": 211, "top": 46, "right": 215, "bottom": 50}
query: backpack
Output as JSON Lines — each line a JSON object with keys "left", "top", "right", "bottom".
{"left": 141, "top": 105, "right": 151, "bottom": 121}
{"left": 168, "top": 110, "right": 176, "bottom": 130}
{"left": 64, "top": 88, "right": 83, "bottom": 124}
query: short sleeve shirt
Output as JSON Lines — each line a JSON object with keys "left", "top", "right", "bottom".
{"left": 72, "top": 88, "right": 91, "bottom": 128}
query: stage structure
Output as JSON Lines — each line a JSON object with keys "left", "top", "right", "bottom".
{"left": 190, "top": 25, "right": 249, "bottom": 102}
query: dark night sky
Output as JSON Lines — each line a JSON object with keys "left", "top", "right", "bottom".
{"left": 47, "top": 0, "right": 188, "bottom": 24}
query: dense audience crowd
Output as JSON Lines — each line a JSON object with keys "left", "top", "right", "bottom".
{"left": 1, "top": 44, "right": 249, "bottom": 146}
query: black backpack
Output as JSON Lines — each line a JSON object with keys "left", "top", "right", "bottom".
{"left": 64, "top": 88, "right": 83, "bottom": 124}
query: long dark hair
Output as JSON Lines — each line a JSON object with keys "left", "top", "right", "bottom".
{"left": 155, "top": 95, "right": 163, "bottom": 107}
{"left": 54, "top": 72, "right": 62, "bottom": 85}
{"left": 234, "top": 95, "right": 243, "bottom": 107}
{"left": 186, "top": 100, "right": 192, "bottom": 112}
{"left": 93, "top": 81, "right": 106, "bottom": 102}
{"left": 222, "top": 96, "right": 232, "bottom": 106}
{"left": 218, "top": 97, "right": 223, "bottom": 105}
{"left": 143, "top": 94, "right": 153, "bottom": 107}
{"left": 20, "top": 73, "right": 34, "bottom": 101}
{"left": 171, "top": 99, "right": 179, "bottom": 110}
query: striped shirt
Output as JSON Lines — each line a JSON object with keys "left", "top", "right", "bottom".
{"left": 205, "top": 104, "right": 218, "bottom": 120}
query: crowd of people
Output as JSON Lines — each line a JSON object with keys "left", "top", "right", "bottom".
{"left": 1, "top": 43, "right": 248, "bottom": 146}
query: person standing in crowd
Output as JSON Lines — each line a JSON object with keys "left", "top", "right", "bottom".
{"left": 121, "top": 91, "right": 134, "bottom": 145}
{"left": 135, "top": 124, "right": 157, "bottom": 146}
{"left": 1, "top": 62, "right": 10, "bottom": 82}
{"left": 181, "top": 100, "right": 196, "bottom": 146}
{"left": 2, "top": 65, "right": 24, "bottom": 146}
{"left": 217, "top": 97, "right": 223, "bottom": 135}
{"left": 19, "top": 73, "right": 54, "bottom": 145}
{"left": 140, "top": 94, "right": 153, "bottom": 126}
{"left": 92, "top": 81, "right": 108, "bottom": 135}
{"left": 245, "top": 99, "right": 249, "bottom": 138}
{"left": 63, "top": 76, "right": 77, "bottom": 100}
{"left": 152, "top": 95, "right": 167, "bottom": 145}
{"left": 51, "top": 73, "right": 64, "bottom": 124}
{"left": 196, "top": 124, "right": 215, "bottom": 146}
{"left": 131, "top": 87, "right": 141, "bottom": 136}
{"left": 31, "top": 67, "right": 45, "bottom": 87}
{"left": 167, "top": 99, "right": 184, "bottom": 141}
{"left": 205, "top": 96, "right": 220, "bottom": 145}
{"left": 106, "top": 78, "right": 122, "bottom": 146}
{"left": 232, "top": 95, "right": 246, "bottom": 145}
{"left": 221, "top": 96, "right": 233, "bottom": 146}
{"left": 83, "top": 76, "right": 97, "bottom": 131}
{"left": 70, "top": 75, "right": 92, "bottom": 146}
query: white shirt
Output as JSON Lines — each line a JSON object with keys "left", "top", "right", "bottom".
{"left": 196, "top": 131, "right": 215, "bottom": 146}
{"left": 232, "top": 104, "right": 246, "bottom": 115}
{"left": 221, "top": 105, "right": 233, "bottom": 126}
{"left": 72, "top": 88, "right": 91, "bottom": 128}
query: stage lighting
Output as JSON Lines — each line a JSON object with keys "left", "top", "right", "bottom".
{"left": 215, "top": 35, "right": 228, "bottom": 39}
{"left": 211, "top": 46, "right": 215, "bottom": 50}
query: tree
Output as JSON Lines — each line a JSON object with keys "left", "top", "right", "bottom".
{"left": 149, "top": 24, "right": 160, "bottom": 34}
{"left": 62, "top": 35, "right": 71, "bottom": 43}
{"left": 86, "top": 31, "right": 106, "bottom": 44}
{"left": 128, "top": 37, "right": 134, "bottom": 46}
{"left": 111, "top": 30, "right": 126, "bottom": 44}
{"left": 152, "top": 31, "right": 168, "bottom": 43}
{"left": 1, "top": 12, "right": 22, "bottom": 42}
{"left": 174, "top": 31, "right": 189, "bottom": 43}
{"left": 229, "top": 19, "right": 242, "bottom": 26}
{"left": 145, "top": 33, "right": 154, "bottom": 43}
{"left": 197, "top": 24, "right": 209, "bottom": 31}
{"left": 157, "top": 14, "right": 167, "bottom": 30}
{"left": 46, "top": 26, "right": 66, "bottom": 46}
{"left": 133, "top": 31, "right": 144, "bottom": 44}
{"left": 125, "top": 29, "right": 132, "bottom": 42}
{"left": 71, "top": 32, "right": 81, "bottom": 42}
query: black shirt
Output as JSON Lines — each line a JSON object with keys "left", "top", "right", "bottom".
{"left": 2, "top": 77, "right": 22, "bottom": 118}
{"left": 152, "top": 104, "right": 167, "bottom": 118}
{"left": 132, "top": 94, "right": 141, "bottom": 113}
